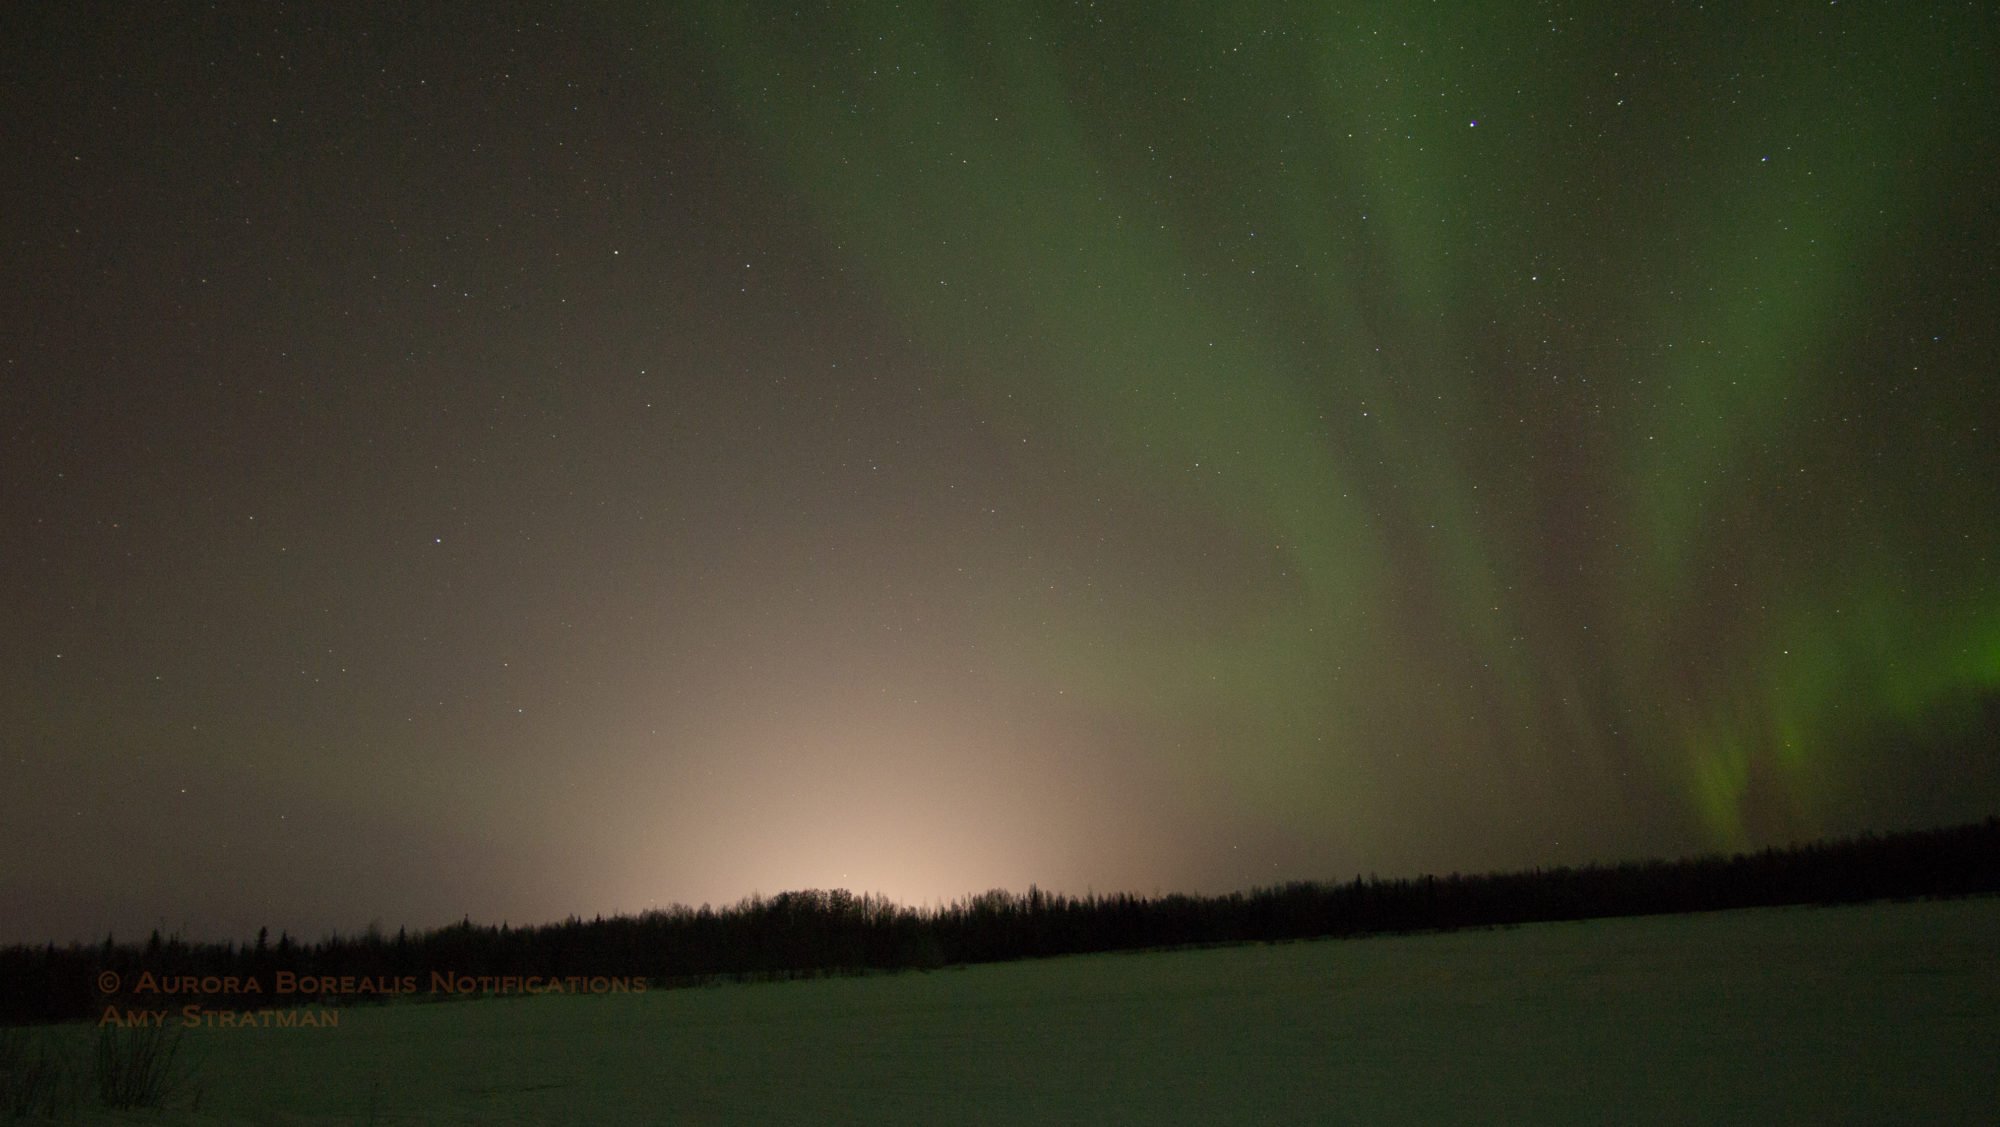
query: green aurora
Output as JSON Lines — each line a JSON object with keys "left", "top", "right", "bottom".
{"left": 5, "top": 2, "right": 1997, "bottom": 943}
{"left": 686, "top": 2, "right": 2000, "bottom": 853}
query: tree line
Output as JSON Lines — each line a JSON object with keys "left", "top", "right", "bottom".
{"left": 5, "top": 815, "right": 1997, "bottom": 1025}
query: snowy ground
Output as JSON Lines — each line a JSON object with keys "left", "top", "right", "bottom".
{"left": 33, "top": 895, "right": 2000, "bottom": 1125}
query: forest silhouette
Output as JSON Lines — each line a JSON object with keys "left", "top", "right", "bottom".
{"left": 6, "top": 817, "right": 1997, "bottom": 1026}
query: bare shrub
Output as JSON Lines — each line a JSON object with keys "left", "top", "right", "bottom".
{"left": 93, "top": 1021, "right": 201, "bottom": 1111}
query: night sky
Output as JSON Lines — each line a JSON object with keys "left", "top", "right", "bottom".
{"left": 4, "top": 3, "right": 1997, "bottom": 946}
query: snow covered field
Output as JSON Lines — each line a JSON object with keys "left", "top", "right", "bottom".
{"left": 41, "top": 895, "right": 2000, "bottom": 1124}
